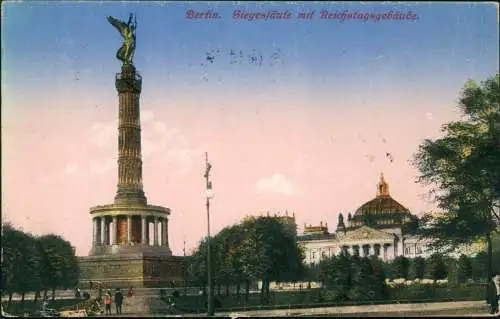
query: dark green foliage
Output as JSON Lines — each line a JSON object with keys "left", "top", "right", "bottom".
{"left": 456, "top": 254, "right": 473, "bottom": 283}
{"left": 408, "top": 257, "right": 426, "bottom": 280}
{"left": 425, "top": 253, "right": 447, "bottom": 282}
{"left": 1, "top": 223, "right": 79, "bottom": 302}
{"left": 1, "top": 224, "right": 42, "bottom": 300}
{"left": 38, "top": 234, "right": 80, "bottom": 298}
{"left": 2, "top": 298, "right": 84, "bottom": 316}
{"left": 412, "top": 74, "right": 500, "bottom": 280}
{"left": 390, "top": 256, "right": 410, "bottom": 279}
{"left": 317, "top": 254, "right": 387, "bottom": 302}
{"left": 470, "top": 249, "right": 500, "bottom": 281}
{"left": 188, "top": 216, "right": 304, "bottom": 305}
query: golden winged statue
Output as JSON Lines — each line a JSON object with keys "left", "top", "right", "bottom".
{"left": 107, "top": 14, "right": 137, "bottom": 65}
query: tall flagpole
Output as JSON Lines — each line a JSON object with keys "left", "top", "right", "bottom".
{"left": 204, "top": 152, "right": 214, "bottom": 316}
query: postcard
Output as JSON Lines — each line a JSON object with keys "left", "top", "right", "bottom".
{"left": 2, "top": 1, "right": 499, "bottom": 317}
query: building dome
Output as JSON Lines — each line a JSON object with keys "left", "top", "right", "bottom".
{"left": 350, "top": 173, "right": 411, "bottom": 228}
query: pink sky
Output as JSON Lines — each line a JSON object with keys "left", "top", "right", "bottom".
{"left": 3, "top": 2, "right": 498, "bottom": 257}
{"left": 2, "top": 83, "right": 463, "bottom": 256}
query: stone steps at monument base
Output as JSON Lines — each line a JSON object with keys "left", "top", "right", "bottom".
{"left": 122, "top": 295, "right": 171, "bottom": 315}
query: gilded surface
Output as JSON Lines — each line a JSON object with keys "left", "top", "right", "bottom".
{"left": 107, "top": 14, "right": 137, "bottom": 65}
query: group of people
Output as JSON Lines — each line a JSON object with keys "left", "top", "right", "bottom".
{"left": 487, "top": 273, "right": 500, "bottom": 315}
{"left": 104, "top": 288, "right": 124, "bottom": 315}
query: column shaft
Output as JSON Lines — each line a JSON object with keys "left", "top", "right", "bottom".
{"left": 92, "top": 218, "right": 97, "bottom": 247}
{"left": 112, "top": 216, "right": 118, "bottom": 245}
{"left": 127, "top": 215, "right": 132, "bottom": 244}
{"left": 153, "top": 217, "right": 159, "bottom": 246}
{"left": 100, "top": 217, "right": 106, "bottom": 245}
{"left": 105, "top": 221, "right": 110, "bottom": 245}
{"left": 141, "top": 216, "right": 147, "bottom": 245}
{"left": 161, "top": 219, "right": 167, "bottom": 247}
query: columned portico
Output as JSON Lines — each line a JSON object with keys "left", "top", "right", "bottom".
{"left": 353, "top": 245, "right": 360, "bottom": 256}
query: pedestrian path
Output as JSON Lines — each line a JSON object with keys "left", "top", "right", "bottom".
{"left": 215, "top": 300, "right": 489, "bottom": 317}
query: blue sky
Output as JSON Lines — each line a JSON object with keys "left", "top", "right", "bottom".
{"left": 3, "top": 2, "right": 498, "bottom": 104}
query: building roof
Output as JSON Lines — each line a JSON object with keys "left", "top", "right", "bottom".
{"left": 352, "top": 173, "right": 411, "bottom": 221}
{"left": 297, "top": 233, "right": 336, "bottom": 242}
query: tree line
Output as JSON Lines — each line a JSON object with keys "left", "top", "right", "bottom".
{"left": 1, "top": 223, "right": 80, "bottom": 303}
{"left": 307, "top": 247, "right": 500, "bottom": 294}
{"left": 187, "top": 215, "right": 305, "bottom": 305}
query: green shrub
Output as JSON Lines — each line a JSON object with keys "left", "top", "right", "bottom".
{"left": 2, "top": 298, "right": 82, "bottom": 316}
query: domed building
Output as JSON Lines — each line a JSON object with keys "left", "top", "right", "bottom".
{"left": 346, "top": 173, "right": 417, "bottom": 234}
{"left": 299, "top": 173, "right": 430, "bottom": 265}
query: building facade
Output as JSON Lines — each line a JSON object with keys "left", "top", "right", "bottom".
{"left": 298, "top": 173, "right": 434, "bottom": 265}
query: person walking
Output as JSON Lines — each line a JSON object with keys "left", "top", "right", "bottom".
{"left": 104, "top": 292, "right": 112, "bottom": 315}
{"left": 493, "top": 273, "right": 500, "bottom": 314}
{"left": 128, "top": 286, "right": 134, "bottom": 297}
{"left": 487, "top": 277, "right": 499, "bottom": 315}
{"left": 114, "top": 288, "right": 124, "bottom": 314}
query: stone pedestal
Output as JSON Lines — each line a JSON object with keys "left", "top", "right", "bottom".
{"left": 78, "top": 253, "right": 185, "bottom": 288}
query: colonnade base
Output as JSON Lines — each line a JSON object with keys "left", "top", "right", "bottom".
{"left": 78, "top": 253, "right": 185, "bottom": 289}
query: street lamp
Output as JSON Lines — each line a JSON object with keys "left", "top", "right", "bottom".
{"left": 204, "top": 152, "right": 214, "bottom": 316}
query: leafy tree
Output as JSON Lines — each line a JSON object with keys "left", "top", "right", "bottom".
{"left": 1, "top": 223, "right": 18, "bottom": 301}
{"left": 212, "top": 224, "right": 247, "bottom": 297}
{"left": 391, "top": 256, "right": 410, "bottom": 279}
{"left": 425, "top": 253, "right": 447, "bottom": 282}
{"left": 38, "top": 235, "right": 80, "bottom": 299}
{"left": 304, "top": 263, "right": 321, "bottom": 286}
{"left": 186, "top": 238, "right": 208, "bottom": 293}
{"left": 318, "top": 253, "right": 352, "bottom": 301}
{"left": 471, "top": 251, "right": 489, "bottom": 281}
{"left": 456, "top": 254, "right": 473, "bottom": 284}
{"left": 470, "top": 248, "right": 500, "bottom": 282}
{"left": 188, "top": 216, "right": 303, "bottom": 305}
{"left": 2, "top": 224, "right": 42, "bottom": 303}
{"left": 318, "top": 255, "right": 387, "bottom": 302}
{"left": 239, "top": 216, "right": 304, "bottom": 304}
{"left": 412, "top": 74, "right": 500, "bottom": 280}
{"left": 408, "top": 257, "right": 426, "bottom": 280}
{"left": 444, "top": 256, "right": 458, "bottom": 284}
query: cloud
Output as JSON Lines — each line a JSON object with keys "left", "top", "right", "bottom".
{"left": 64, "top": 163, "right": 80, "bottom": 175}
{"left": 82, "top": 110, "right": 200, "bottom": 177}
{"left": 256, "top": 173, "right": 295, "bottom": 196}
{"left": 89, "top": 158, "right": 115, "bottom": 175}
{"left": 88, "top": 120, "right": 117, "bottom": 149}
{"left": 425, "top": 112, "right": 434, "bottom": 120}
{"left": 141, "top": 111, "right": 201, "bottom": 175}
